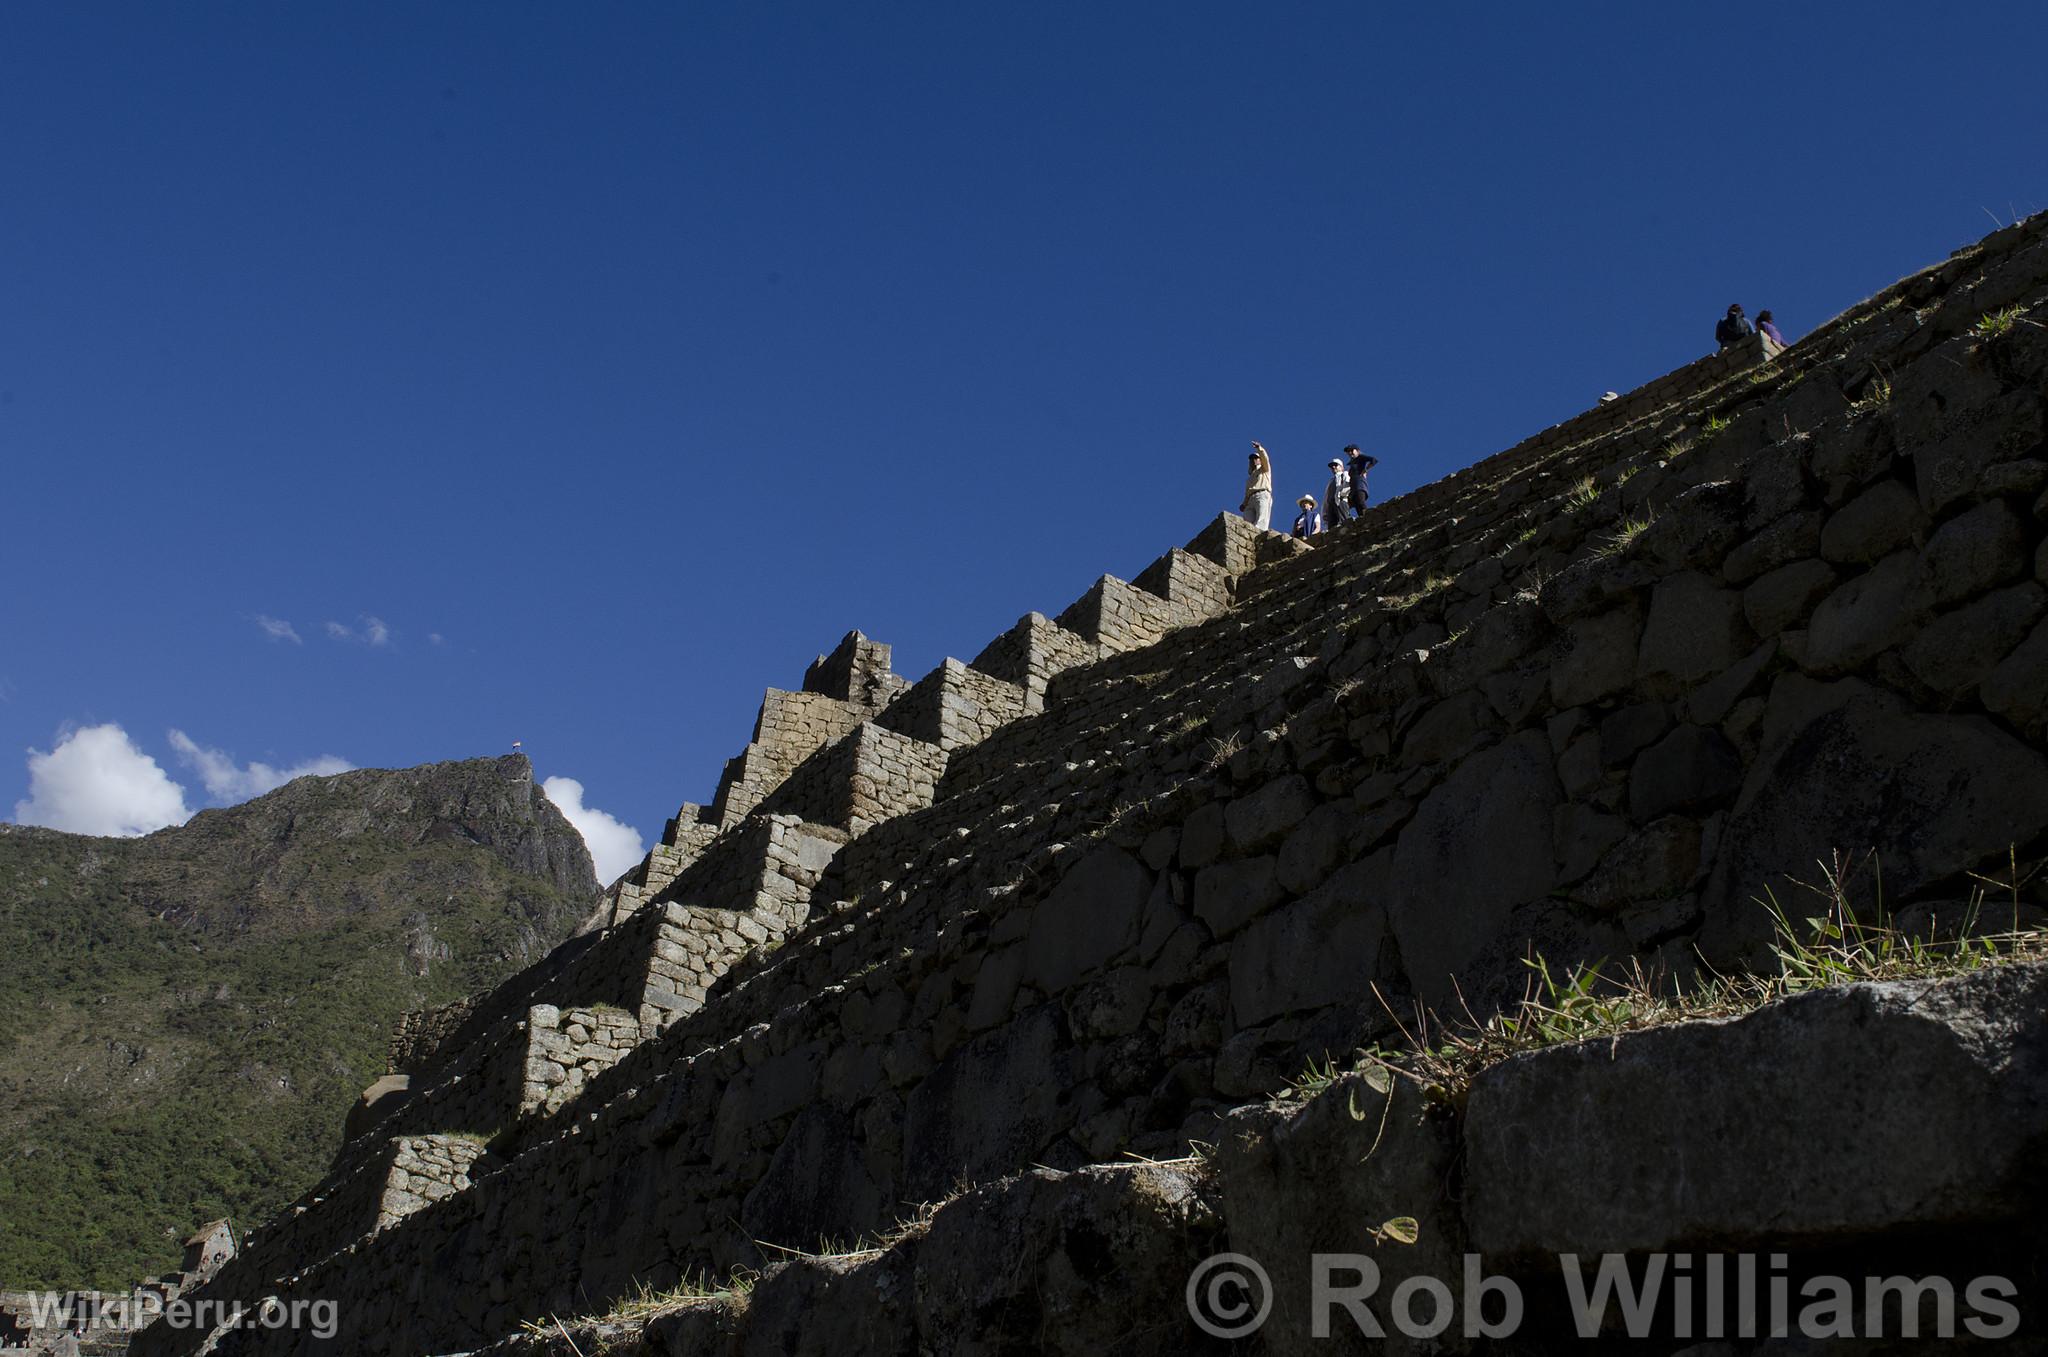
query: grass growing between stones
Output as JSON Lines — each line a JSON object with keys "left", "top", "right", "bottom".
{"left": 1360, "top": 849, "right": 2043, "bottom": 1098}
{"left": 600, "top": 1270, "right": 756, "bottom": 1320}
{"left": 1563, "top": 475, "right": 1601, "bottom": 513}
{"left": 1971, "top": 305, "right": 2025, "bottom": 340}
{"left": 1849, "top": 374, "right": 1893, "bottom": 415}
{"left": 1383, "top": 571, "right": 1453, "bottom": 611}
{"left": 1592, "top": 512, "right": 1653, "bottom": 559}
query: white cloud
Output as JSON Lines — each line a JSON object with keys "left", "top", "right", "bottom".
{"left": 166, "top": 730, "right": 354, "bottom": 802}
{"left": 541, "top": 776, "right": 645, "bottom": 884}
{"left": 14, "top": 724, "right": 192, "bottom": 836}
{"left": 252, "top": 614, "right": 302, "bottom": 644}
{"left": 325, "top": 615, "right": 393, "bottom": 647}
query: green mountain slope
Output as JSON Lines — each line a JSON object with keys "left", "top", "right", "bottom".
{"left": 0, "top": 754, "right": 599, "bottom": 1288}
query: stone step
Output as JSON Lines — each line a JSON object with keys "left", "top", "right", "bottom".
{"left": 756, "top": 722, "right": 948, "bottom": 838}
{"left": 877, "top": 657, "right": 1029, "bottom": 752}
{"left": 969, "top": 611, "right": 1102, "bottom": 713}
{"left": 1054, "top": 573, "right": 1178, "bottom": 653}
{"left": 637, "top": 814, "right": 848, "bottom": 1032}
{"left": 707, "top": 631, "right": 911, "bottom": 830}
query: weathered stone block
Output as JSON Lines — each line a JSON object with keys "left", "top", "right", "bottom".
{"left": 1803, "top": 550, "right": 1932, "bottom": 674}
{"left": 1192, "top": 855, "right": 1283, "bottom": 939}
{"left": 1627, "top": 723, "right": 1743, "bottom": 822}
{"left": 1224, "top": 773, "right": 1314, "bottom": 854}
{"left": 1229, "top": 857, "right": 1389, "bottom": 1026}
{"left": 1388, "top": 732, "right": 1560, "bottom": 1006}
{"left": 1742, "top": 557, "right": 1836, "bottom": 637}
{"left": 1465, "top": 964, "right": 2048, "bottom": 1258}
{"left": 1901, "top": 582, "right": 2047, "bottom": 696}
{"left": 1549, "top": 608, "right": 1641, "bottom": 707}
{"left": 1919, "top": 497, "right": 2029, "bottom": 605}
{"left": 1636, "top": 572, "right": 1752, "bottom": 688}
{"left": 1025, "top": 846, "right": 1149, "bottom": 992}
{"left": 1819, "top": 477, "right": 1922, "bottom": 564}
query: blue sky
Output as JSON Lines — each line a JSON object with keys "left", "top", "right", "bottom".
{"left": 4, "top": 3, "right": 2044, "bottom": 879}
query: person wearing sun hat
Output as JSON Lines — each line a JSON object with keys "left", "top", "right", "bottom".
{"left": 1322, "top": 457, "right": 1351, "bottom": 528}
{"left": 1291, "top": 493, "right": 1322, "bottom": 539}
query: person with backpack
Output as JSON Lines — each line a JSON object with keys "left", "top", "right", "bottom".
{"left": 1345, "top": 444, "right": 1380, "bottom": 518}
{"left": 1715, "top": 303, "right": 1755, "bottom": 348}
{"left": 1241, "top": 442, "right": 1273, "bottom": 530}
{"left": 1292, "top": 494, "right": 1321, "bottom": 538}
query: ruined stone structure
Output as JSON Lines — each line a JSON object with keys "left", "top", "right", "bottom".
{"left": 137, "top": 214, "right": 2048, "bottom": 1355}
{"left": 1, "top": 1225, "right": 235, "bottom": 1355}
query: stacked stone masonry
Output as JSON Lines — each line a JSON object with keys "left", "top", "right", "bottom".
{"left": 519, "top": 1005, "right": 641, "bottom": 1117}
{"left": 876, "top": 658, "right": 1028, "bottom": 752}
{"left": 969, "top": 610, "right": 1103, "bottom": 713}
{"left": 1056, "top": 573, "right": 1180, "bottom": 653}
{"left": 136, "top": 212, "right": 2048, "bottom": 1357}
{"left": 375, "top": 1135, "right": 492, "bottom": 1230}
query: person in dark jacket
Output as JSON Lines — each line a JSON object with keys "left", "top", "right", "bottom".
{"left": 1292, "top": 494, "right": 1321, "bottom": 538}
{"left": 1715, "top": 303, "right": 1755, "bottom": 348}
{"left": 1756, "top": 309, "right": 1786, "bottom": 346}
{"left": 1345, "top": 444, "right": 1380, "bottom": 518}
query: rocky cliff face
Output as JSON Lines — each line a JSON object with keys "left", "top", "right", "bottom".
{"left": 0, "top": 754, "right": 597, "bottom": 1289}
{"left": 136, "top": 213, "right": 2048, "bottom": 1357}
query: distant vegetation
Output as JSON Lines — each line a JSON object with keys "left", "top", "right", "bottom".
{"left": 0, "top": 760, "right": 596, "bottom": 1288}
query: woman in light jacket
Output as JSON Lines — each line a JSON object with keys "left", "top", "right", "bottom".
{"left": 1242, "top": 442, "right": 1273, "bottom": 530}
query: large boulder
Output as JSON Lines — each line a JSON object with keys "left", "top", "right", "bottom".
{"left": 740, "top": 1105, "right": 889, "bottom": 1254}
{"left": 903, "top": 1005, "right": 1087, "bottom": 1201}
{"left": 1699, "top": 675, "right": 2048, "bottom": 962}
{"left": 1213, "top": 1074, "right": 1464, "bottom": 1356}
{"left": 1229, "top": 856, "right": 1392, "bottom": 1027}
{"left": 1389, "top": 731, "right": 1561, "bottom": 1006}
{"left": 912, "top": 1163, "right": 1224, "bottom": 1357}
{"left": 1026, "top": 846, "right": 1151, "bottom": 992}
{"left": 1464, "top": 962, "right": 2048, "bottom": 1258}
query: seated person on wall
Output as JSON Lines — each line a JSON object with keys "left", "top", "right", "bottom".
{"left": 1292, "top": 493, "right": 1321, "bottom": 538}
{"left": 1716, "top": 302, "right": 1756, "bottom": 348}
{"left": 1756, "top": 308, "right": 1787, "bottom": 351}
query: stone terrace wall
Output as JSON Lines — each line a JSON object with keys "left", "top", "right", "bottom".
{"left": 467, "top": 962, "right": 2048, "bottom": 1357}
{"left": 520, "top": 1005, "right": 640, "bottom": 1118}
{"left": 1132, "top": 545, "right": 1235, "bottom": 623}
{"left": 638, "top": 814, "right": 846, "bottom": 1031}
{"left": 140, "top": 212, "right": 2048, "bottom": 1357}
{"left": 384, "top": 996, "right": 475, "bottom": 1076}
{"left": 971, "top": 610, "right": 1103, "bottom": 713}
{"left": 374, "top": 1136, "right": 491, "bottom": 1230}
{"left": 756, "top": 723, "right": 950, "bottom": 837}
{"left": 1056, "top": 573, "right": 1179, "bottom": 652}
{"left": 708, "top": 631, "right": 911, "bottom": 830}
{"left": 876, "top": 658, "right": 1029, "bottom": 752}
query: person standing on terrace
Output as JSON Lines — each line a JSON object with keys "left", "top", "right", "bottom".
{"left": 1756, "top": 309, "right": 1786, "bottom": 347}
{"left": 1242, "top": 442, "right": 1273, "bottom": 530}
{"left": 1345, "top": 444, "right": 1380, "bottom": 518}
{"left": 1322, "top": 457, "right": 1351, "bottom": 527}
